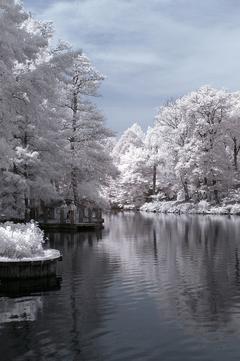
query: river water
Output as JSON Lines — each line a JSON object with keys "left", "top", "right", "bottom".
{"left": 1, "top": 212, "right": 240, "bottom": 360}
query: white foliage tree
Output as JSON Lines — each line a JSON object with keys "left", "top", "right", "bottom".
{"left": 0, "top": 1, "right": 116, "bottom": 218}
{"left": 59, "top": 53, "right": 116, "bottom": 205}
{"left": 110, "top": 123, "right": 153, "bottom": 208}
{"left": 111, "top": 86, "right": 239, "bottom": 209}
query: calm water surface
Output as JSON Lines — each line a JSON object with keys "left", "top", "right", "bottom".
{"left": 1, "top": 213, "right": 240, "bottom": 360}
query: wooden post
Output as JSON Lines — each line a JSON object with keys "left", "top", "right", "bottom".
{"left": 153, "top": 164, "right": 157, "bottom": 195}
{"left": 79, "top": 207, "right": 83, "bottom": 223}
{"left": 88, "top": 208, "right": 92, "bottom": 223}
{"left": 60, "top": 208, "right": 65, "bottom": 224}
{"left": 84, "top": 207, "right": 88, "bottom": 221}
{"left": 92, "top": 208, "right": 97, "bottom": 220}
{"left": 43, "top": 207, "right": 48, "bottom": 224}
{"left": 35, "top": 207, "right": 39, "bottom": 222}
{"left": 70, "top": 209, "right": 75, "bottom": 224}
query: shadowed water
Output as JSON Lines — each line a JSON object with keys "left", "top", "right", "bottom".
{"left": 1, "top": 213, "right": 240, "bottom": 360}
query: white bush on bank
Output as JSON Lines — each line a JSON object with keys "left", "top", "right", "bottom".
{"left": 140, "top": 201, "right": 240, "bottom": 215}
{"left": 0, "top": 221, "right": 45, "bottom": 259}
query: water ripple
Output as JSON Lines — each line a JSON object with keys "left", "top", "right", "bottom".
{"left": 1, "top": 214, "right": 240, "bottom": 360}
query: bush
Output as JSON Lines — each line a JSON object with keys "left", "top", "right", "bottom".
{"left": 0, "top": 221, "right": 45, "bottom": 259}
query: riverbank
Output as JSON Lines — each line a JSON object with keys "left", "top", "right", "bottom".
{"left": 140, "top": 200, "right": 240, "bottom": 215}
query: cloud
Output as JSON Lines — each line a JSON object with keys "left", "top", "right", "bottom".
{"left": 24, "top": 0, "right": 240, "bottom": 133}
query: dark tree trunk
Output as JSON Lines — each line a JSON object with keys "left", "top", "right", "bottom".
{"left": 23, "top": 130, "right": 30, "bottom": 220}
{"left": 233, "top": 138, "right": 238, "bottom": 171}
{"left": 70, "top": 92, "right": 79, "bottom": 204}
{"left": 153, "top": 164, "right": 157, "bottom": 195}
{"left": 182, "top": 179, "right": 190, "bottom": 201}
{"left": 212, "top": 179, "right": 219, "bottom": 204}
{"left": 71, "top": 168, "right": 79, "bottom": 204}
{"left": 25, "top": 197, "right": 30, "bottom": 221}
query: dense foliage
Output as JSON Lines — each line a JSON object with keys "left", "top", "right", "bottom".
{"left": 0, "top": 1, "right": 115, "bottom": 219}
{"left": 110, "top": 86, "right": 240, "bottom": 210}
{"left": 0, "top": 221, "right": 44, "bottom": 259}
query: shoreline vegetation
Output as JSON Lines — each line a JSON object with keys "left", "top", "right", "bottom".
{"left": 140, "top": 200, "right": 240, "bottom": 215}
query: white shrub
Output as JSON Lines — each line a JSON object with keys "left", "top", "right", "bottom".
{"left": 197, "top": 200, "right": 210, "bottom": 213}
{"left": 0, "top": 221, "right": 45, "bottom": 259}
{"left": 229, "top": 204, "right": 240, "bottom": 215}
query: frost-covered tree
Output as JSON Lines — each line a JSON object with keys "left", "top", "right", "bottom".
{"left": 177, "top": 86, "right": 232, "bottom": 203}
{"left": 110, "top": 86, "right": 240, "bottom": 209}
{"left": 0, "top": 1, "right": 61, "bottom": 218}
{"left": 0, "top": 1, "right": 116, "bottom": 218}
{"left": 153, "top": 87, "right": 233, "bottom": 203}
{"left": 110, "top": 123, "right": 153, "bottom": 208}
{"left": 111, "top": 145, "right": 151, "bottom": 208}
{"left": 59, "top": 54, "right": 116, "bottom": 205}
{"left": 224, "top": 92, "right": 240, "bottom": 172}
{"left": 144, "top": 126, "right": 167, "bottom": 196}
{"left": 112, "top": 123, "right": 145, "bottom": 162}
{"left": 154, "top": 99, "right": 188, "bottom": 200}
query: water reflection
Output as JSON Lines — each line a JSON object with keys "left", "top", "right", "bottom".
{"left": 1, "top": 214, "right": 240, "bottom": 360}
{"left": 0, "top": 277, "right": 61, "bottom": 298}
{"left": 108, "top": 216, "right": 239, "bottom": 298}
{"left": 0, "top": 296, "right": 42, "bottom": 324}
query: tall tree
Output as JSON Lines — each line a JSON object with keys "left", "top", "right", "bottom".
{"left": 60, "top": 54, "right": 115, "bottom": 205}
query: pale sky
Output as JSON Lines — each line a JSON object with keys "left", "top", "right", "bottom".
{"left": 24, "top": 0, "right": 240, "bottom": 134}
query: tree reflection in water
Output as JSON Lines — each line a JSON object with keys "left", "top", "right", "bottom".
{"left": 104, "top": 213, "right": 240, "bottom": 335}
{"left": 1, "top": 214, "right": 240, "bottom": 360}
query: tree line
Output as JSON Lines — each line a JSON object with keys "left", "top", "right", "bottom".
{"left": 110, "top": 86, "right": 240, "bottom": 209}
